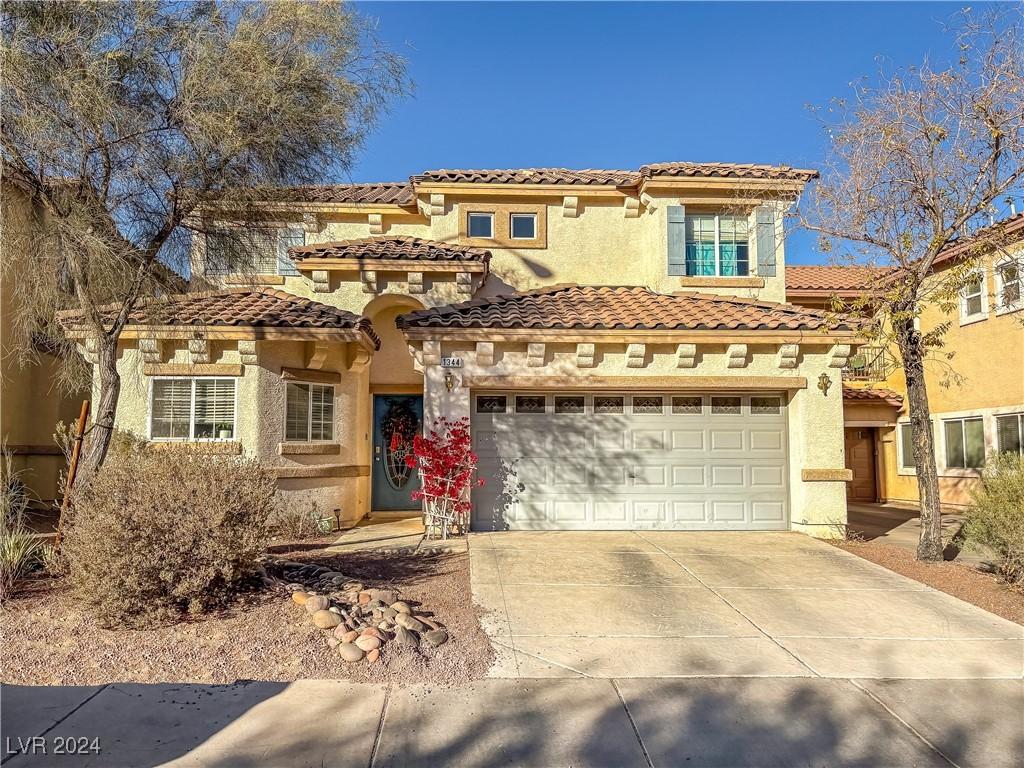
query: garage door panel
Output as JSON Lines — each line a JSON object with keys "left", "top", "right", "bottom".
{"left": 472, "top": 391, "right": 788, "bottom": 531}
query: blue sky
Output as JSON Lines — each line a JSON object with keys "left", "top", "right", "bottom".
{"left": 351, "top": 1, "right": 991, "bottom": 263}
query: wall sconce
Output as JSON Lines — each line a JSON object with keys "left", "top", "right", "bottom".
{"left": 444, "top": 371, "right": 458, "bottom": 391}
{"left": 817, "top": 372, "right": 832, "bottom": 397}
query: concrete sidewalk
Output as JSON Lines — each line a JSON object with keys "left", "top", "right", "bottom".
{"left": 3, "top": 677, "right": 1022, "bottom": 767}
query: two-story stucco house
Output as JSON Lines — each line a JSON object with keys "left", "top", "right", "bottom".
{"left": 61, "top": 162, "right": 865, "bottom": 536}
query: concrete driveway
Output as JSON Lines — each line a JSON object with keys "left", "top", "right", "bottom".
{"left": 469, "top": 530, "right": 1024, "bottom": 679}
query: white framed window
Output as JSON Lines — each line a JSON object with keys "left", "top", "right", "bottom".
{"left": 510, "top": 213, "right": 537, "bottom": 240}
{"left": 898, "top": 422, "right": 916, "bottom": 471}
{"left": 943, "top": 416, "right": 985, "bottom": 469}
{"left": 285, "top": 382, "right": 334, "bottom": 441}
{"left": 996, "top": 413, "right": 1024, "bottom": 456}
{"left": 684, "top": 214, "right": 750, "bottom": 277}
{"left": 467, "top": 212, "right": 494, "bottom": 238}
{"left": 149, "top": 377, "right": 237, "bottom": 440}
{"left": 995, "top": 258, "right": 1022, "bottom": 314}
{"left": 959, "top": 272, "right": 988, "bottom": 325}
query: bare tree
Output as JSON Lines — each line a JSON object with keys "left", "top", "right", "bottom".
{"left": 800, "top": 8, "right": 1024, "bottom": 560}
{"left": 1, "top": 0, "right": 408, "bottom": 476}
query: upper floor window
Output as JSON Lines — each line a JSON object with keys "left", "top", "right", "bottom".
{"left": 206, "top": 226, "right": 303, "bottom": 277}
{"left": 959, "top": 272, "right": 987, "bottom": 324}
{"left": 943, "top": 416, "right": 985, "bottom": 469}
{"left": 510, "top": 213, "right": 537, "bottom": 240}
{"left": 285, "top": 382, "right": 334, "bottom": 441}
{"left": 996, "top": 413, "right": 1023, "bottom": 455}
{"left": 467, "top": 212, "right": 494, "bottom": 239}
{"left": 150, "top": 377, "right": 236, "bottom": 441}
{"left": 995, "top": 258, "right": 1022, "bottom": 313}
{"left": 685, "top": 214, "right": 749, "bottom": 277}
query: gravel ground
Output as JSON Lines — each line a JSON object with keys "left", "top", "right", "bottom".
{"left": 0, "top": 546, "right": 493, "bottom": 687}
{"left": 835, "top": 540, "right": 1024, "bottom": 625}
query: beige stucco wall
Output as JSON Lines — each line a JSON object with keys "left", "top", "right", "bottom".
{"left": 415, "top": 337, "right": 848, "bottom": 536}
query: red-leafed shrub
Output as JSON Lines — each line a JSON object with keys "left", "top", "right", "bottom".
{"left": 406, "top": 417, "right": 483, "bottom": 538}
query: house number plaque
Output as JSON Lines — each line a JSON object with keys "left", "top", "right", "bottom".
{"left": 440, "top": 357, "right": 463, "bottom": 368}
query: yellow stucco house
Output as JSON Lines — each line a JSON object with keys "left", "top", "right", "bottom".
{"left": 61, "top": 162, "right": 869, "bottom": 535}
{"left": 786, "top": 214, "right": 1024, "bottom": 508}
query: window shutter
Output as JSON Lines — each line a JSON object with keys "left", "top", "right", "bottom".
{"left": 667, "top": 205, "right": 686, "bottom": 276}
{"left": 277, "top": 226, "right": 303, "bottom": 276}
{"left": 755, "top": 206, "right": 777, "bottom": 277}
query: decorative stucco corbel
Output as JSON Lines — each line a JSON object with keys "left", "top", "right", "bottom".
{"left": 476, "top": 341, "right": 495, "bottom": 367}
{"left": 563, "top": 196, "right": 579, "bottom": 218}
{"left": 639, "top": 192, "right": 659, "bottom": 213}
{"left": 408, "top": 272, "right": 425, "bottom": 294}
{"left": 368, "top": 213, "right": 384, "bottom": 235}
{"left": 81, "top": 337, "right": 99, "bottom": 365}
{"left": 311, "top": 270, "right": 330, "bottom": 293}
{"left": 139, "top": 337, "right": 163, "bottom": 364}
{"left": 576, "top": 343, "right": 596, "bottom": 368}
{"left": 777, "top": 343, "right": 799, "bottom": 370}
{"left": 238, "top": 340, "right": 257, "bottom": 365}
{"left": 188, "top": 337, "right": 211, "bottom": 365}
{"left": 347, "top": 346, "right": 372, "bottom": 372}
{"left": 626, "top": 343, "right": 646, "bottom": 368}
{"left": 676, "top": 343, "right": 697, "bottom": 368}
{"left": 302, "top": 212, "right": 322, "bottom": 234}
{"left": 527, "top": 342, "right": 546, "bottom": 367}
{"left": 829, "top": 344, "right": 852, "bottom": 368}
{"left": 623, "top": 197, "right": 641, "bottom": 219}
{"left": 408, "top": 344, "right": 424, "bottom": 373}
{"left": 428, "top": 193, "right": 445, "bottom": 217}
{"left": 307, "top": 341, "right": 329, "bottom": 370}
{"left": 421, "top": 340, "right": 441, "bottom": 366}
{"left": 456, "top": 272, "right": 474, "bottom": 295}
{"left": 360, "top": 270, "right": 377, "bottom": 294}
{"left": 726, "top": 344, "right": 748, "bottom": 369}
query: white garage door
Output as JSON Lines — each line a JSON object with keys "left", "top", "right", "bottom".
{"left": 471, "top": 391, "right": 789, "bottom": 531}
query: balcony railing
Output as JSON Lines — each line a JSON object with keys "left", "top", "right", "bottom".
{"left": 843, "top": 346, "right": 891, "bottom": 381}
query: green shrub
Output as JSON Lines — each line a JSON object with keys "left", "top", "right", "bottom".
{"left": 1, "top": 452, "right": 40, "bottom": 601}
{"left": 63, "top": 451, "right": 276, "bottom": 627}
{"left": 963, "top": 452, "right": 1024, "bottom": 586}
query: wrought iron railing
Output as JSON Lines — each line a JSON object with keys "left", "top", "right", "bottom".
{"left": 843, "top": 346, "right": 890, "bottom": 381}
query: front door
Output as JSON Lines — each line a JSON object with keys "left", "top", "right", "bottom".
{"left": 844, "top": 427, "right": 877, "bottom": 502}
{"left": 372, "top": 395, "right": 423, "bottom": 511}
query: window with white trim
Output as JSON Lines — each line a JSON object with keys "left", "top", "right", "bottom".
{"left": 959, "top": 272, "right": 987, "bottom": 323}
{"left": 684, "top": 214, "right": 750, "bottom": 277}
{"left": 996, "top": 413, "right": 1023, "bottom": 456}
{"left": 150, "top": 378, "right": 236, "bottom": 440}
{"left": 206, "top": 226, "right": 304, "bottom": 276}
{"left": 467, "top": 212, "right": 494, "bottom": 238}
{"left": 898, "top": 423, "right": 916, "bottom": 470}
{"left": 943, "top": 416, "right": 985, "bottom": 469}
{"left": 285, "top": 383, "right": 335, "bottom": 441}
{"left": 995, "top": 259, "right": 1022, "bottom": 312}
{"left": 510, "top": 213, "right": 537, "bottom": 240}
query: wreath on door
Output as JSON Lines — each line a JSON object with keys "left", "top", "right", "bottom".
{"left": 382, "top": 398, "right": 419, "bottom": 489}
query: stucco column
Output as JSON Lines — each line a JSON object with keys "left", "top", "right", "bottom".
{"left": 423, "top": 364, "right": 470, "bottom": 428}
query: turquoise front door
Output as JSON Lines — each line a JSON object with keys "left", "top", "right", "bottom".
{"left": 372, "top": 395, "right": 423, "bottom": 511}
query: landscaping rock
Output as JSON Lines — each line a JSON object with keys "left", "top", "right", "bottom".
{"left": 327, "top": 637, "right": 341, "bottom": 649}
{"left": 395, "top": 625, "right": 419, "bottom": 648}
{"left": 420, "top": 617, "right": 441, "bottom": 631}
{"left": 291, "top": 591, "right": 309, "bottom": 606}
{"left": 358, "top": 591, "right": 372, "bottom": 605}
{"left": 395, "top": 613, "right": 425, "bottom": 632}
{"left": 340, "top": 630, "right": 359, "bottom": 644}
{"left": 337, "top": 643, "right": 364, "bottom": 663}
{"left": 312, "top": 610, "right": 342, "bottom": 629}
{"left": 390, "top": 601, "right": 412, "bottom": 615}
{"left": 381, "top": 607, "right": 398, "bottom": 620}
{"left": 360, "top": 627, "right": 383, "bottom": 640}
{"left": 367, "top": 589, "right": 399, "bottom": 605}
{"left": 424, "top": 629, "right": 449, "bottom": 647}
{"left": 366, "top": 648, "right": 380, "bottom": 663}
{"left": 355, "top": 635, "right": 381, "bottom": 652}
{"left": 305, "top": 595, "right": 330, "bottom": 613}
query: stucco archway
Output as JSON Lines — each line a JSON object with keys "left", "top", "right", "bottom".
{"left": 363, "top": 294, "right": 425, "bottom": 389}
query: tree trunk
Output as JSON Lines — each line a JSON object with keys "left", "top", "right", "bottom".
{"left": 77, "top": 336, "right": 120, "bottom": 479}
{"left": 893, "top": 315, "right": 944, "bottom": 561}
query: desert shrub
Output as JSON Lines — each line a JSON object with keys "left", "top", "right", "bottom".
{"left": 271, "top": 499, "right": 332, "bottom": 540}
{"left": 963, "top": 452, "right": 1024, "bottom": 586}
{"left": 0, "top": 451, "right": 41, "bottom": 601}
{"left": 63, "top": 451, "right": 276, "bottom": 626}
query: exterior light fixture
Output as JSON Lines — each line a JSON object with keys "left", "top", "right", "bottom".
{"left": 817, "top": 372, "right": 832, "bottom": 397}
{"left": 444, "top": 371, "right": 457, "bottom": 391}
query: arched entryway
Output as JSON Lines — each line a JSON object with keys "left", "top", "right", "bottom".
{"left": 363, "top": 295, "right": 425, "bottom": 511}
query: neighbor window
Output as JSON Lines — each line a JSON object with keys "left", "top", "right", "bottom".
{"left": 943, "top": 417, "right": 985, "bottom": 469}
{"left": 285, "top": 383, "right": 334, "bottom": 441}
{"left": 898, "top": 423, "right": 916, "bottom": 470}
{"left": 996, "top": 413, "right": 1024, "bottom": 456}
{"left": 150, "top": 378, "right": 236, "bottom": 440}
{"left": 467, "top": 212, "right": 494, "bottom": 238}
{"left": 206, "top": 227, "right": 303, "bottom": 276}
{"left": 510, "top": 213, "right": 537, "bottom": 240}
{"left": 996, "top": 259, "right": 1022, "bottom": 311}
{"left": 685, "top": 214, "right": 749, "bottom": 277}
{"left": 959, "top": 273, "right": 986, "bottom": 322}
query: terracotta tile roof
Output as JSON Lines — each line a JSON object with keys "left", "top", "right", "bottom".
{"left": 842, "top": 385, "right": 903, "bottom": 406}
{"left": 932, "top": 212, "right": 1024, "bottom": 269}
{"left": 210, "top": 182, "right": 415, "bottom": 206}
{"left": 57, "top": 289, "right": 380, "bottom": 347}
{"left": 413, "top": 168, "right": 640, "bottom": 186}
{"left": 396, "top": 284, "right": 859, "bottom": 332}
{"left": 785, "top": 265, "right": 890, "bottom": 293}
{"left": 641, "top": 162, "right": 819, "bottom": 182}
{"left": 289, "top": 236, "right": 490, "bottom": 265}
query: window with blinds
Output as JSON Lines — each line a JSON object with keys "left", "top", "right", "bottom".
{"left": 206, "top": 226, "right": 303, "bottom": 276}
{"left": 684, "top": 214, "right": 750, "bottom": 277}
{"left": 150, "top": 378, "right": 236, "bottom": 440}
{"left": 285, "top": 383, "right": 334, "bottom": 441}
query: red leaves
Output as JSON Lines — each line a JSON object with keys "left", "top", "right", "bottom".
{"left": 407, "top": 417, "right": 483, "bottom": 525}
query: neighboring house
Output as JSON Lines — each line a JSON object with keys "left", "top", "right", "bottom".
{"left": 786, "top": 214, "right": 1024, "bottom": 508}
{"left": 61, "top": 162, "right": 865, "bottom": 535}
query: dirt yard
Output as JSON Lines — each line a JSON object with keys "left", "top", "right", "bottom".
{"left": 0, "top": 542, "right": 494, "bottom": 687}
{"left": 835, "top": 540, "right": 1024, "bottom": 625}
